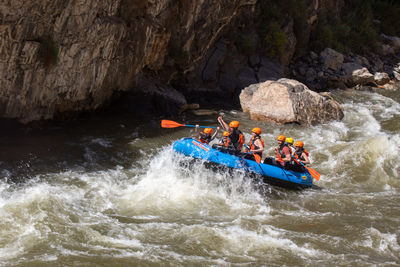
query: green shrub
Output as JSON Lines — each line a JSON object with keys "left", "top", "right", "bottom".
{"left": 263, "top": 22, "right": 288, "bottom": 59}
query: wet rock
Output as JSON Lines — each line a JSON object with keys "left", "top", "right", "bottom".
{"left": 239, "top": 78, "right": 343, "bottom": 125}
{"left": 181, "top": 103, "right": 200, "bottom": 111}
{"left": 190, "top": 109, "right": 218, "bottom": 116}
{"left": 374, "top": 72, "right": 390, "bottom": 85}
{"left": 350, "top": 68, "right": 375, "bottom": 86}
{"left": 320, "top": 48, "right": 344, "bottom": 71}
{"left": 342, "top": 62, "right": 374, "bottom": 86}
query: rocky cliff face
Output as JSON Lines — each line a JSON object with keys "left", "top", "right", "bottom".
{"left": 1, "top": 0, "right": 396, "bottom": 123}
{"left": 0, "top": 0, "right": 256, "bottom": 122}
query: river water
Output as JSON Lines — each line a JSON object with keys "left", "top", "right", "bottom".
{"left": 0, "top": 89, "right": 399, "bottom": 266}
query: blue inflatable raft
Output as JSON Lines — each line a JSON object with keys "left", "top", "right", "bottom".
{"left": 172, "top": 138, "right": 314, "bottom": 189}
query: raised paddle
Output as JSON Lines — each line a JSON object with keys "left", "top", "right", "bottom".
{"left": 161, "top": 120, "right": 216, "bottom": 129}
{"left": 292, "top": 156, "right": 320, "bottom": 181}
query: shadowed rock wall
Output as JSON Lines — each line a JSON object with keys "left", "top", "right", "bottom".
{"left": 0, "top": 0, "right": 256, "bottom": 122}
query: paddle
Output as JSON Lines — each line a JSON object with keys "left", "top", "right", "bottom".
{"left": 292, "top": 156, "right": 320, "bottom": 181}
{"left": 161, "top": 120, "right": 216, "bottom": 129}
{"left": 244, "top": 145, "right": 261, "bottom": 164}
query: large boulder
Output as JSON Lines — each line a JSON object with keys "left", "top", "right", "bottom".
{"left": 239, "top": 78, "right": 343, "bottom": 125}
{"left": 320, "top": 48, "right": 344, "bottom": 71}
{"left": 342, "top": 62, "right": 375, "bottom": 86}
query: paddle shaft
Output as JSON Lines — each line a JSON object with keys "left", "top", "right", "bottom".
{"left": 161, "top": 120, "right": 216, "bottom": 129}
{"left": 186, "top": 124, "right": 216, "bottom": 129}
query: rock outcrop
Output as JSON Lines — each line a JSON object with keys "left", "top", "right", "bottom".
{"left": 291, "top": 48, "right": 399, "bottom": 91}
{"left": 0, "top": 0, "right": 398, "bottom": 123}
{"left": 320, "top": 48, "right": 344, "bottom": 71}
{"left": 0, "top": 0, "right": 257, "bottom": 122}
{"left": 240, "top": 78, "right": 343, "bottom": 125}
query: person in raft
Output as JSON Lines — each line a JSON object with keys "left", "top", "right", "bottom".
{"left": 218, "top": 131, "right": 232, "bottom": 147}
{"left": 217, "top": 116, "right": 245, "bottom": 153}
{"left": 284, "top": 140, "right": 311, "bottom": 172}
{"left": 264, "top": 134, "right": 291, "bottom": 166}
{"left": 293, "top": 141, "right": 310, "bottom": 165}
{"left": 285, "top": 137, "right": 295, "bottom": 155}
{"left": 244, "top": 127, "right": 264, "bottom": 161}
{"left": 195, "top": 125, "right": 219, "bottom": 144}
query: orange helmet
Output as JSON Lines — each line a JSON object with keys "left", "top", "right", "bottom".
{"left": 223, "top": 131, "right": 230, "bottom": 137}
{"left": 294, "top": 141, "right": 304, "bottom": 148}
{"left": 277, "top": 134, "right": 286, "bottom": 141}
{"left": 252, "top": 127, "right": 261, "bottom": 135}
{"left": 229, "top": 121, "right": 239, "bottom": 128}
{"left": 204, "top": 128, "right": 213, "bottom": 134}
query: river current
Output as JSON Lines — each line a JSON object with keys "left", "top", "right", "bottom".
{"left": 0, "top": 89, "right": 399, "bottom": 266}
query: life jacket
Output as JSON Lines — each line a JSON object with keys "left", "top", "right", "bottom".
{"left": 293, "top": 148, "right": 310, "bottom": 166}
{"left": 198, "top": 133, "right": 212, "bottom": 144}
{"left": 294, "top": 149, "right": 305, "bottom": 161}
{"left": 275, "top": 144, "right": 289, "bottom": 159}
{"left": 219, "top": 137, "right": 231, "bottom": 147}
{"left": 249, "top": 135, "right": 264, "bottom": 156}
{"left": 229, "top": 129, "right": 245, "bottom": 151}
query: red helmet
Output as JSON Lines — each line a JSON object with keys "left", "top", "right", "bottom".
{"left": 252, "top": 127, "right": 261, "bottom": 135}
{"left": 294, "top": 141, "right": 304, "bottom": 148}
{"left": 277, "top": 135, "right": 286, "bottom": 141}
{"left": 204, "top": 128, "right": 213, "bottom": 134}
{"left": 223, "top": 131, "right": 230, "bottom": 137}
{"left": 229, "top": 121, "right": 239, "bottom": 128}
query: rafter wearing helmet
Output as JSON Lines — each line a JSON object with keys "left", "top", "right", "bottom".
{"left": 196, "top": 125, "right": 219, "bottom": 144}
{"left": 246, "top": 127, "right": 264, "bottom": 158}
{"left": 274, "top": 134, "right": 292, "bottom": 166}
{"left": 293, "top": 141, "right": 310, "bottom": 165}
{"left": 217, "top": 116, "right": 245, "bottom": 152}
